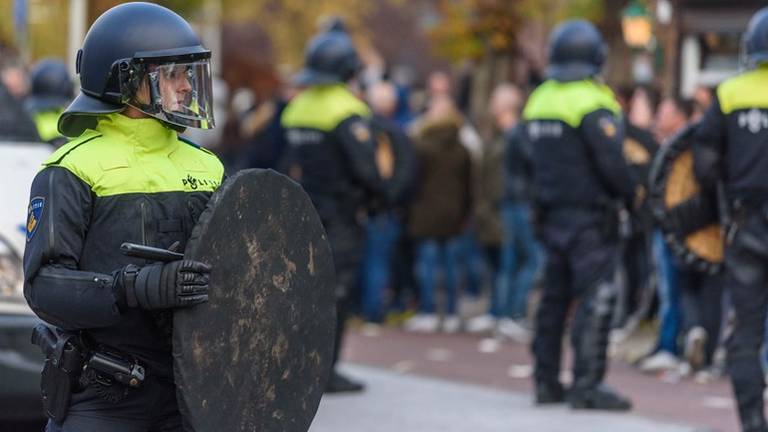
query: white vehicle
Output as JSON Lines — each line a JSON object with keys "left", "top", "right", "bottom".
{"left": 0, "top": 140, "right": 52, "bottom": 426}
{"left": 0, "top": 141, "right": 52, "bottom": 308}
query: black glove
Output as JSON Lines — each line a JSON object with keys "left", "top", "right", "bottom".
{"left": 116, "top": 260, "right": 211, "bottom": 310}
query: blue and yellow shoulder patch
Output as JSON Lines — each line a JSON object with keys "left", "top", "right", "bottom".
{"left": 26, "top": 197, "right": 45, "bottom": 242}
{"left": 599, "top": 116, "right": 618, "bottom": 138}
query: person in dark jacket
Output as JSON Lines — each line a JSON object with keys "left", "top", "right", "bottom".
{"left": 404, "top": 95, "right": 472, "bottom": 334}
{"left": 466, "top": 83, "right": 540, "bottom": 344}
{"left": 359, "top": 81, "right": 416, "bottom": 322}
{"left": 615, "top": 88, "right": 659, "bottom": 332}
{"left": 24, "top": 4, "right": 221, "bottom": 431}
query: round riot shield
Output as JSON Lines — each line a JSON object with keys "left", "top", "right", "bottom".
{"left": 174, "top": 169, "right": 336, "bottom": 432}
{"left": 648, "top": 123, "right": 723, "bottom": 274}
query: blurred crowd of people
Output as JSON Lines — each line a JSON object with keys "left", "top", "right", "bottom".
{"left": 214, "top": 67, "right": 546, "bottom": 339}
{"left": 187, "top": 51, "right": 737, "bottom": 389}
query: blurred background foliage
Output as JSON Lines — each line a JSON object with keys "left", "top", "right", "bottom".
{"left": 0, "top": 0, "right": 70, "bottom": 62}
{"left": 0, "top": 0, "right": 604, "bottom": 66}
{"left": 0, "top": 0, "right": 206, "bottom": 62}
{"left": 427, "top": 0, "right": 604, "bottom": 61}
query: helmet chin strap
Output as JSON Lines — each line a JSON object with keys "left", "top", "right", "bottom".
{"left": 123, "top": 72, "right": 166, "bottom": 119}
{"left": 148, "top": 72, "right": 163, "bottom": 112}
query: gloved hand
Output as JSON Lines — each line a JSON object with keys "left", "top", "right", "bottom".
{"left": 115, "top": 260, "right": 211, "bottom": 310}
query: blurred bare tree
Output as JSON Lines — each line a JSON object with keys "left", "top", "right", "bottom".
{"left": 427, "top": 0, "right": 605, "bottom": 63}
{"left": 423, "top": 0, "right": 605, "bottom": 126}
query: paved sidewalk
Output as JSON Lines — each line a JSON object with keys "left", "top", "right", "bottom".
{"left": 339, "top": 325, "right": 739, "bottom": 431}
{"left": 310, "top": 364, "right": 697, "bottom": 432}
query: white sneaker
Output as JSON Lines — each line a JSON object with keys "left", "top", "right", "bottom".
{"left": 466, "top": 314, "right": 496, "bottom": 334}
{"left": 442, "top": 315, "right": 461, "bottom": 333}
{"left": 458, "top": 296, "right": 487, "bottom": 318}
{"left": 693, "top": 366, "right": 721, "bottom": 384}
{"left": 638, "top": 351, "right": 679, "bottom": 373}
{"left": 684, "top": 326, "right": 708, "bottom": 371}
{"left": 404, "top": 313, "right": 440, "bottom": 333}
{"left": 497, "top": 318, "right": 532, "bottom": 344}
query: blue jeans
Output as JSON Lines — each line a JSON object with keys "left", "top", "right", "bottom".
{"left": 652, "top": 230, "right": 680, "bottom": 355}
{"left": 497, "top": 202, "right": 542, "bottom": 319}
{"left": 360, "top": 213, "right": 401, "bottom": 322}
{"left": 415, "top": 237, "right": 463, "bottom": 315}
{"left": 459, "top": 227, "right": 486, "bottom": 298}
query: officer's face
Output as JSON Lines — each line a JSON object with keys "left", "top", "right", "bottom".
{"left": 134, "top": 65, "right": 193, "bottom": 113}
{"left": 157, "top": 65, "right": 193, "bottom": 112}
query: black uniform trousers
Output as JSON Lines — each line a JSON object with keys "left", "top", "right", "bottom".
{"left": 44, "top": 375, "right": 180, "bottom": 432}
{"left": 325, "top": 220, "right": 365, "bottom": 368}
{"left": 532, "top": 221, "right": 619, "bottom": 390}
{"left": 725, "top": 209, "right": 768, "bottom": 432}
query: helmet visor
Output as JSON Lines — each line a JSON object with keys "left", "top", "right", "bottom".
{"left": 123, "top": 59, "right": 215, "bottom": 129}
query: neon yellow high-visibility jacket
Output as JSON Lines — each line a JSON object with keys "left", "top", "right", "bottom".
{"left": 23, "top": 113, "right": 224, "bottom": 377}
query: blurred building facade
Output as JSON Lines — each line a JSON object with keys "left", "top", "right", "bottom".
{"left": 673, "top": 0, "right": 762, "bottom": 95}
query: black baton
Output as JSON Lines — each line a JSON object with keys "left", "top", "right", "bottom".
{"left": 120, "top": 242, "right": 183, "bottom": 262}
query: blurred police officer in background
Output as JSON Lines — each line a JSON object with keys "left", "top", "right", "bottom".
{"left": 281, "top": 26, "right": 383, "bottom": 393}
{"left": 24, "top": 3, "right": 221, "bottom": 430}
{"left": 524, "top": 20, "right": 637, "bottom": 411}
{"left": 692, "top": 8, "right": 768, "bottom": 432}
{"left": 0, "top": 66, "right": 39, "bottom": 142}
{"left": 24, "top": 58, "right": 74, "bottom": 148}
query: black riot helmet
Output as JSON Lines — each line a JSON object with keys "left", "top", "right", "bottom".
{"left": 24, "top": 58, "right": 73, "bottom": 114}
{"left": 59, "top": 2, "right": 215, "bottom": 137}
{"left": 743, "top": 7, "right": 768, "bottom": 68}
{"left": 293, "top": 31, "right": 361, "bottom": 87}
{"left": 546, "top": 19, "right": 607, "bottom": 82}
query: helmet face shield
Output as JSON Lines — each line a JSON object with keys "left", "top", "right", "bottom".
{"left": 120, "top": 57, "right": 215, "bottom": 129}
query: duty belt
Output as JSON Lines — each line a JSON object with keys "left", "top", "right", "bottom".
{"left": 32, "top": 324, "right": 146, "bottom": 389}
{"left": 85, "top": 347, "right": 146, "bottom": 388}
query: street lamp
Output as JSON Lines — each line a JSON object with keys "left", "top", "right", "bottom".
{"left": 622, "top": 1, "right": 653, "bottom": 49}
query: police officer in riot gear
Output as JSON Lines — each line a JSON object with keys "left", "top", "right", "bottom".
{"left": 692, "top": 8, "right": 768, "bottom": 432}
{"left": 23, "top": 3, "right": 222, "bottom": 431}
{"left": 524, "top": 20, "right": 636, "bottom": 411}
{"left": 281, "top": 29, "right": 382, "bottom": 393}
{"left": 0, "top": 77, "right": 39, "bottom": 142}
{"left": 24, "top": 58, "right": 74, "bottom": 147}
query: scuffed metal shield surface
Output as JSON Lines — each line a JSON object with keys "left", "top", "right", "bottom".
{"left": 174, "top": 169, "right": 336, "bottom": 432}
{"left": 649, "top": 123, "right": 723, "bottom": 274}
